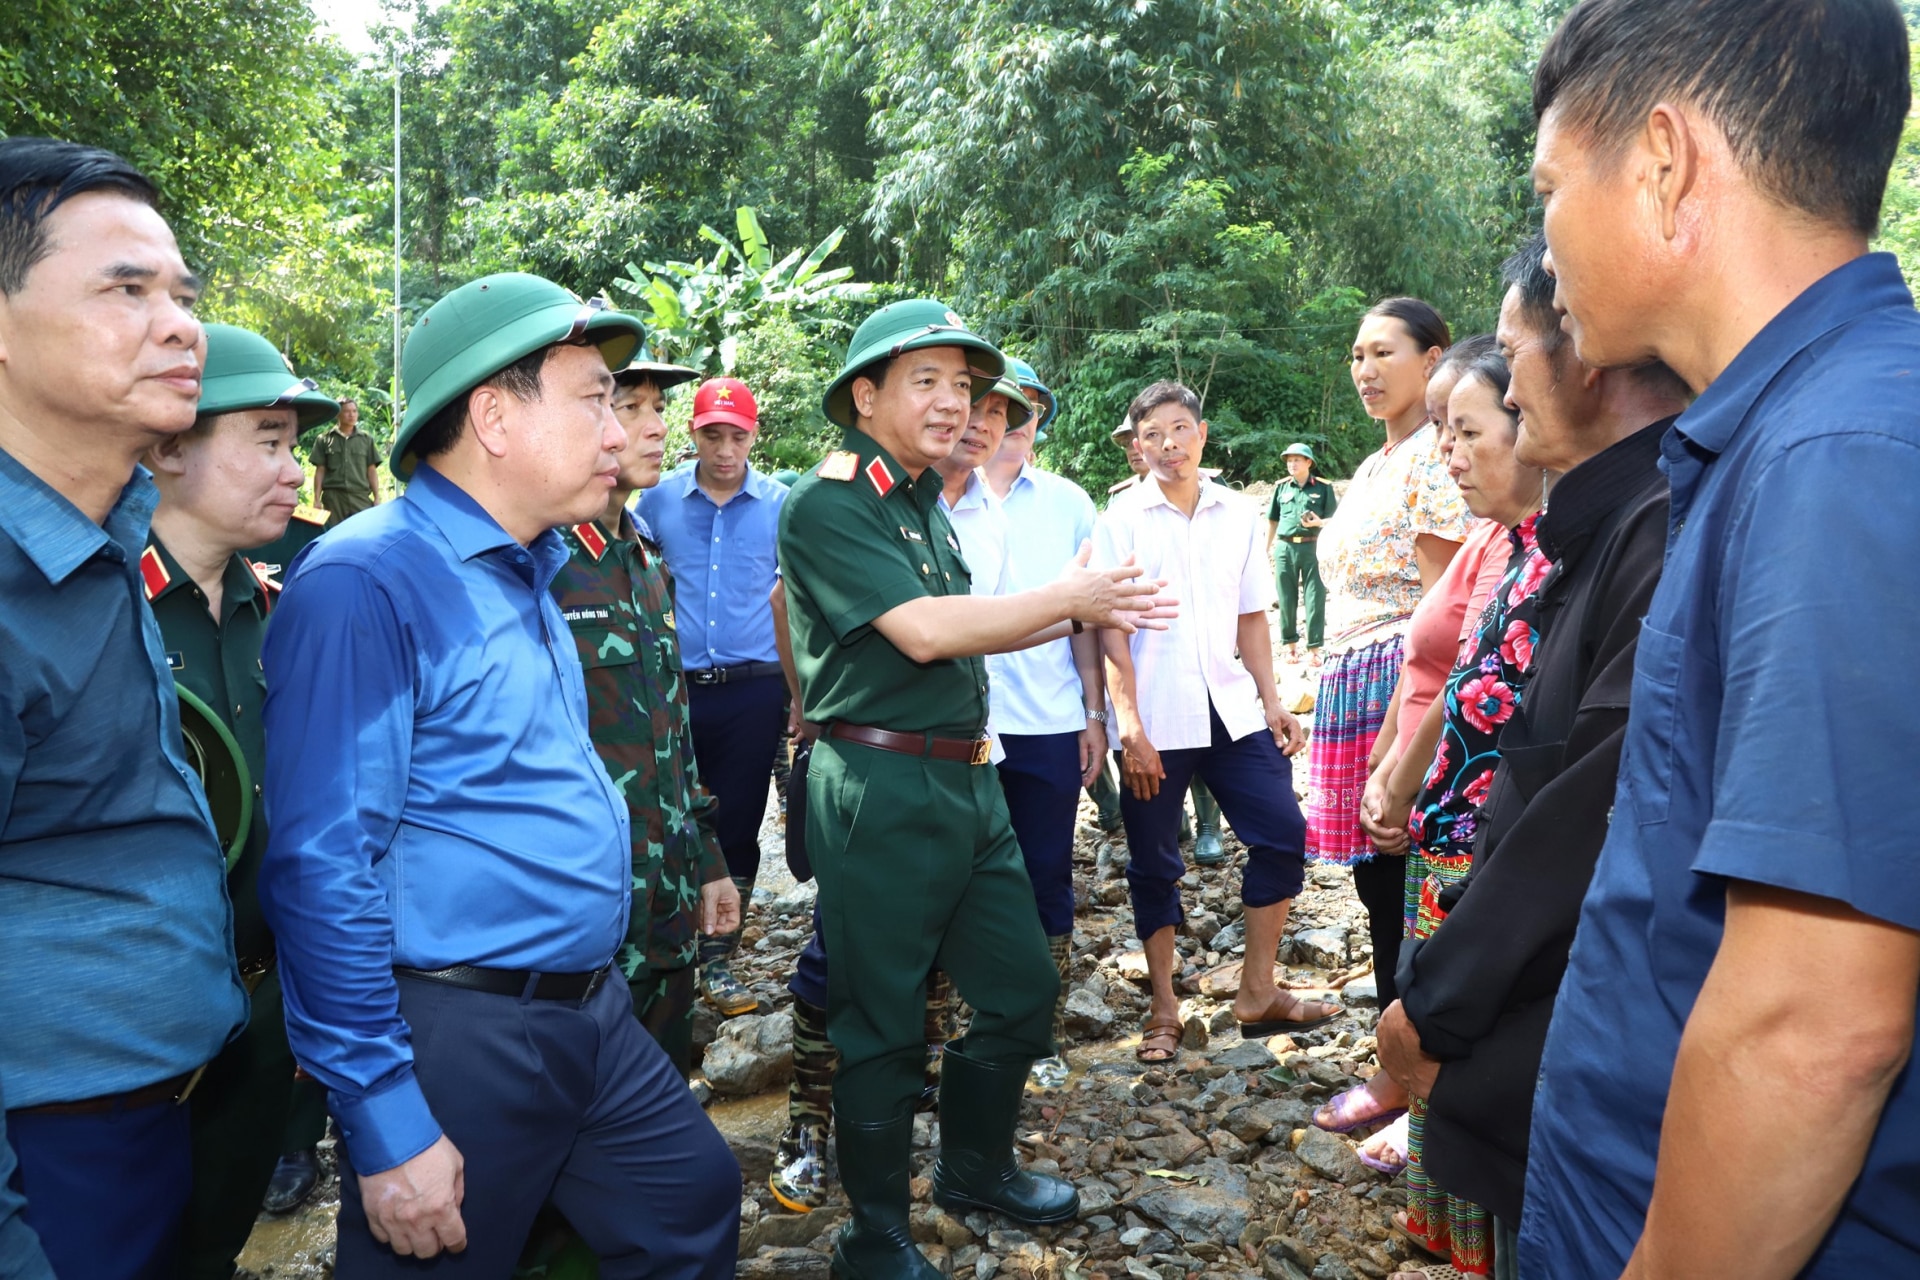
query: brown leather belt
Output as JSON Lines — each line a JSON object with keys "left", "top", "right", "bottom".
{"left": 18, "top": 1070, "right": 198, "bottom": 1116}
{"left": 829, "top": 723, "right": 993, "bottom": 766}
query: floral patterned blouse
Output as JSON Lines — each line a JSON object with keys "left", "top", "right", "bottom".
{"left": 1409, "top": 513, "right": 1548, "bottom": 862}
{"left": 1316, "top": 422, "right": 1475, "bottom": 653}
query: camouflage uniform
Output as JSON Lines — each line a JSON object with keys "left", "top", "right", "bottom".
{"left": 551, "top": 514, "right": 728, "bottom": 1074}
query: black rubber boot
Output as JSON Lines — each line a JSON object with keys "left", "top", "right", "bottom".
{"left": 1191, "top": 779, "right": 1226, "bottom": 867}
{"left": 831, "top": 1107, "right": 942, "bottom": 1280}
{"left": 931, "top": 1043, "right": 1079, "bottom": 1225}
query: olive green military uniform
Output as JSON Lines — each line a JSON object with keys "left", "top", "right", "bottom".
{"left": 551, "top": 515, "right": 730, "bottom": 1074}
{"left": 1267, "top": 474, "right": 1336, "bottom": 648}
{"left": 309, "top": 425, "right": 382, "bottom": 524}
{"left": 142, "top": 538, "right": 294, "bottom": 1280}
{"left": 778, "top": 427, "right": 1057, "bottom": 1126}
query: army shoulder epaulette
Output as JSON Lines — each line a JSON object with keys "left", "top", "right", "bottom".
{"left": 139, "top": 546, "right": 171, "bottom": 600}
{"left": 817, "top": 450, "right": 858, "bottom": 482}
{"left": 291, "top": 503, "right": 330, "bottom": 527}
{"left": 571, "top": 522, "right": 609, "bottom": 561}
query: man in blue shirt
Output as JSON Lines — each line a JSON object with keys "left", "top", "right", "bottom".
{"left": 983, "top": 357, "right": 1106, "bottom": 1088}
{"left": 259, "top": 274, "right": 737, "bottom": 1275}
{"left": 636, "top": 375, "right": 787, "bottom": 1017}
{"left": 0, "top": 137, "right": 247, "bottom": 1280}
{"left": 1520, "top": 3, "right": 1920, "bottom": 1276}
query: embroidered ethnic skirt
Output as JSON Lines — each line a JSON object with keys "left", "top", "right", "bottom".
{"left": 1304, "top": 632, "right": 1406, "bottom": 865}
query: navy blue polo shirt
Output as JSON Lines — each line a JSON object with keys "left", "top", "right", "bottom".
{"left": 1522, "top": 253, "right": 1920, "bottom": 1276}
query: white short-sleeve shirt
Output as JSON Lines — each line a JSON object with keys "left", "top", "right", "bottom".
{"left": 1092, "top": 476, "right": 1275, "bottom": 750}
{"left": 940, "top": 469, "right": 1009, "bottom": 762}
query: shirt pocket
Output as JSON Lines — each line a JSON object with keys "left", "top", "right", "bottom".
{"left": 1624, "top": 620, "right": 1684, "bottom": 827}
{"left": 569, "top": 620, "right": 642, "bottom": 671}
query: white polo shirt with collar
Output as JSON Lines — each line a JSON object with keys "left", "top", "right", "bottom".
{"left": 1091, "top": 475, "right": 1274, "bottom": 751}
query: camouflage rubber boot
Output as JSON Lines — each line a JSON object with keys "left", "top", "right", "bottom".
{"left": 1191, "top": 779, "right": 1226, "bottom": 867}
{"left": 918, "top": 972, "right": 955, "bottom": 1112}
{"left": 697, "top": 875, "right": 759, "bottom": 1016}
{"left": 771, "top": 996, "right": 838, "bottom": 1213}
{"left": 1028, "top": 935, "right": 1073, "bottom": 1089}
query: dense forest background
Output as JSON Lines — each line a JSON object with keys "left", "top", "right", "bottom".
{"left": 6, "top": 0, "right": 1920, "bottom": 490}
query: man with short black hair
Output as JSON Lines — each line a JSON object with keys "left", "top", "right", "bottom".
{"left": 0, "top": 136, "right": 246, "bottom": 1280}
{"left": 260, "top": 275, "right": 738, "bottom": 1274}
{"left": 1520, "top": 3, "right": 1920, "bottom": 1275}
{"left": 309, "top": 395, "right": 382, "bottom": 523}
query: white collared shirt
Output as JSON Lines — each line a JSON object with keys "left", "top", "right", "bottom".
{"left": 1092, "top": 476, "right": 1274, "bottom": 750}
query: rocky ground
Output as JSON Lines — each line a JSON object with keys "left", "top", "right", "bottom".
{"left": 239, "top": 551, "right": 1425, "bottom": 1280}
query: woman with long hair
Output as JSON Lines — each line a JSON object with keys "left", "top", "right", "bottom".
{"left": 1308, "top": 299, "right": 1471, "bottom": 1014}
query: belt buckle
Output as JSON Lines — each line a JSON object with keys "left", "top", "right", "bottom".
{"left": 581, "top": 966, "right": 609, "bottom": 1006}
{"left": 970, "top": 737, "right": 992, "bottom": 766}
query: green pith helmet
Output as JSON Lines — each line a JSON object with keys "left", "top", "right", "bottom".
{"left": 1282, "top": 442, "right": 1316, "bottom": 463}
{"left": 197, "top": 324, "right": 338, "bottom": 434}
{"left": 821, "top": 299, "right": 1006, "bottom": 430}
{"left": 615, "top": 346, "right": 699, "bottom": 392}
{"left": 1110, "top": 415, "right": 1135, "bottom": 444}
{"left": 393, "top": 273, "right": 646, "bottom": 477}
{"left": 772, "top": 469, "right": 803, "bottom": 487}
{"left": 987, "top": 376, "right": 1035, "bottom": 431}
{"left": 1004, "top": 355, "right": 1057, "bottom": 440}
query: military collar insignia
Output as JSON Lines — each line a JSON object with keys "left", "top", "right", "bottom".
{"left": 139, "top": 545, "right": 172, "bottom": 600}
{"left": 246, "top": 559, "right": 281, "bottom": 599}
{"left": 865, "top": 455, "right": 897, "bottom": 498}
{"left": 818, "top": 450, "right": 858, "bottom": 482}
{"left": 572, "top": 522, "right": 610, "bottom": 561}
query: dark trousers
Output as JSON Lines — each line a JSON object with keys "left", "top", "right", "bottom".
{"left": 1119, "top": 703, "right": 1307, "bottom": 938}
{"left": 283, "top": 1073, "right": 329, "bottom": 1153}
{"left": 1352, "top": 854, "right": 1404, "bottom": 1007}
{"left": 688, "top": 674, "right": 787, "bottom": 884}
{"left": 182, "top": 970, "right": 297, "bottom": 1280}
{"left": 336, "top": 968, "right": 739, "bottom": 1278}
{"left": 1274, "top": 538, "right": 1326, "bottom": 648}
{"left": 8, "top": 1090, "right": 192, "bottom": 1280}
{"left": 996, "top": 731, "right": 1083, "bottom": 938}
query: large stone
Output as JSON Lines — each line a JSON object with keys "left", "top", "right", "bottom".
{"left": 1221, "top": 1097, "right": 1312, "bottom": 1145}
{"left": 737, "top": 1247, "right": 832, "bottom": 1280}
{"left": 1211, "top": 1041, "right": 1278, "bottom": 1071}
{"left": 1294, "top": 1127, "right": 1366, "bottom": 1184}
{"left": 703, "top": 1012, "right": 794, "bottom": 1096}
{"left": 1290, "top": 928, "right": 1349, "bottom": 969}
{"left": 1063, "top": 987, "right": 1117, "bottom": 1037}
{"left": 1132, "top": 1123, "right": 1208, "bottom": 1168}
{"left": 1132, "top": 1158, "right": 1251, "bottom": 1244}
{"left": 1340, "top": 973, "right": 1378, "bottom": 1005}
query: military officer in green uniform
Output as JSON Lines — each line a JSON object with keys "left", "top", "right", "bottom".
{"left": 1264, "top": 442, "right": 1337, "bottom": 659}
{"left": 308, "top": 396, "right": 382, "bottom": 524}
{"left": 551, "top": 351, "right": 741, "bottom": 1074}
{"left": 779, "top": 300, "right": 1169, "bottom": 1280}
{"left": 141, "top": 323, "right": 339, "bottom": 1280}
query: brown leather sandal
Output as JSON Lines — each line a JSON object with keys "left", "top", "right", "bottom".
{"left": 1135, "top": 1016, "right": 1183, "bottom": 1063}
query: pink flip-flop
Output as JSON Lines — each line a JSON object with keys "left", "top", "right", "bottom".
{"left": 1313, "top": 1085, "right": 1408, "bottom": 1134}
{"left": 1357, "top": 1113, "right": 1410, "bottom": 1175}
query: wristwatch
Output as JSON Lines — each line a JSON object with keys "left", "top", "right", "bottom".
{"left": 1085, "top": 708, "right": 1108, "bottom": 725}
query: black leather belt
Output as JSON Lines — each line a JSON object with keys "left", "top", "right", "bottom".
{"left": 17, "top": 1071, "right": 199, "bottom": 1116}
{"left": 1283, "top": 534, "right": 1317, "bottom": 544}
{"left": 687, "top": 661, "right": 783, "bottom": 686}
{"left": 394, "top": 963, "right": 612, "bottom": 1003}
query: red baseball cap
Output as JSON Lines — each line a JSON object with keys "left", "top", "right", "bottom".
{"left": 691, "top": 377, "right": 759, "bottom": 431}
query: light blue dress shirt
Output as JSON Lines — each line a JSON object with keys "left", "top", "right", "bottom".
{"left": 259, "top": 464, "right": 631, "bottom": 1176}
{"left": 0, "top": 448, "right": 246, "bottom": 1278}
{"left": 635, "top": 463, "right": 786, "bottom": 669}
{"left": 988, "top": 464, "right": 1096, "bottom": 736}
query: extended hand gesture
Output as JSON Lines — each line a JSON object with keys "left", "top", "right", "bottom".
{"left": 1057, "top": 543, "right": 1178, "bottom": 633}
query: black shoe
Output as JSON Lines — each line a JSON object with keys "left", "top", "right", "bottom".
{"left": 262, "top": 1148, "right": 320, "bottom": 1214}
{"left": 831, "top": 1108, "right": 941, "bottom": 1280}
{"left": 931, "top": 1044, "right": 1079, "bottom": 1225}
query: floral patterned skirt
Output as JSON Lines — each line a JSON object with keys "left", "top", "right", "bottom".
{"left": 1405, "top": 840, "right": 1492, "bottom": 1274}
{"left": 1305, "top": 633, "right": 1405, "bottom": 865}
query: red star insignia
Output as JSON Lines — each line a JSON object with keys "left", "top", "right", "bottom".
{"left": 573, "top": 523, "right": 609, "bottom": 560}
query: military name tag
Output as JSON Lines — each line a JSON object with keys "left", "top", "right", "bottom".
{"left": 563, "top": 605, "right": 612, "bottom": 624}
{"left": 900, "top": 526, "right": 925, "bottom": 543}
{"left": 166, "top": 650, "right": 185, "bottom": 672}
{"left": 818, "top": 451, "right": 858, "bottom": 482}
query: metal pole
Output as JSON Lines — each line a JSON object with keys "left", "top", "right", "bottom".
{"left": 392, "top": 40, "right": 403, "bottom": 424}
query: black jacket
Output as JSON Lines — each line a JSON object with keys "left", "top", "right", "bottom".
{"left": 1397, "top": 419, "right": 1673, "bottom": 1222}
